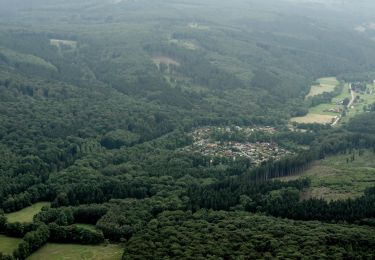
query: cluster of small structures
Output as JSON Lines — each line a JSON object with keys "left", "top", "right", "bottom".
{"left": 185, "top": 126, "right": 292, "bottom": 166}
{"left": 352, "top": 82, "right": 368, "bottom": 94}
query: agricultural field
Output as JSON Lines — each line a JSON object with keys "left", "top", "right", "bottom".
{"left": 0, "top": 235, "right": 22, "bottom": 255}
{"left": 27, "top": 243, "right": 124, "bottom": 260}
{"left": 280, "top": 149, "right": 375, "bottom": 201}
{"left": 292, "top": 79, "right": 375, "bottom": 125}
{"left": 309, "top": 84, "right": 350, "bottom": 114}
{"left": 291, "top": 113, "right": 336, "bottom": 124}
{"left": 305, "top": 77, "right": 339, "bottom": 98}
{"left": 291, "top": 77, "right": 342, "bottom": 124}
{"left": 6, "top": 202, "right": 50, "bottom": 223}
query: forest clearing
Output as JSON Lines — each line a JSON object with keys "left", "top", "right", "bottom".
{"left": 6, "top": 202, "right": 51, "bottom": 223}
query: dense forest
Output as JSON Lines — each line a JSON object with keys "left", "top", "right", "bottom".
{"left": 0, "top": 0, "right": 375, "bottom": 259}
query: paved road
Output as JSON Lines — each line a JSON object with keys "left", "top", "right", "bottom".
{"left": 347, "top": 83, "right": 355, "bottom": 109}
{"left": 331, "top": 116, "right": 341, "bottom": 126}
{"left": 331, "top": 84, "right": 355, "bottom": 127}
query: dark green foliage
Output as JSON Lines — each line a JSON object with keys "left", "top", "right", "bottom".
{"left": 0, "top": 213, "right": 5, "bottom": 231}
{"left": 101, "top": 130, "right": 140, "bottom": 150}
{"left": 0, "top": 254, "right": 14, "bottom": 260}
{"left": 13, "top": 224, "right": 49, "bottom": 260}
{"left": 346, "top": 112, "right": 375, "bottom": 134}
{"left": 35, "top": 204, "right": 108, "bottom": 226}
{"left": 1, "top": 0, "right": 375, "bottom": 258}
{"left": 48, "top": 223, "right": 104, "bottom": 244}
{"left": 123, "top": 210, "right": 375, "bottom": 259}
{"left": 307, "top": 85, "right": 343, "bottom": 107}
{"left": 72, "top": 205, "right": 109, "bottom": 225}
{"left": 3, "top": 223, "right": 35, "bottom": 238}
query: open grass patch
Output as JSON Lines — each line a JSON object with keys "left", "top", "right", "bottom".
{"left": 0, "top": 235, "right": 22, "bottom": 255}
{"left": 306, "top": 77, "right": 339, "bottom": 98}
{"left": 6, "top": 202, "right": 50, "bottom": 223}
{"left": 291, "top": 113, "right": 336, "bottom": 124}
{"left": 27, "top": 243, "right": 123, "bottom": 260}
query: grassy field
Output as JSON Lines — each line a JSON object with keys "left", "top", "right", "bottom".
{"left": 0, "top": 235, "right": 22, "bottom": 255}
{"left": 27, "top": 243, "right": 124, "bottom": 260}
{"left": 280, "top": 149, "right": 375, "bottom": 201}
{"left": 292, "top": 77, "right": 342, "bottom": 124}
{"left": 6, "top": 202, "right": 50, "bottom": 223}
{"left": 306, "top": 77, "right": 339, "bottom": 98}
{"left": 291, "top": 113, "right": 336, "bottom": 124}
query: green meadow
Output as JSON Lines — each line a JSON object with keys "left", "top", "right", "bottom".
{"left": 6, "top": 202, "right": 51, "bottom": 223}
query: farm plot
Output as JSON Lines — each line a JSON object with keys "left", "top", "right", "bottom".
{"left": 305, "top": 77, "right": 339, "bottom": 98}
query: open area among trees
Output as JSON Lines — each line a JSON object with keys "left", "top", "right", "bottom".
{"left": 0, "top": 0, "right": 375, "bottom": 259}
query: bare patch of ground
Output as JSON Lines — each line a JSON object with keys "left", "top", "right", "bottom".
{"left": 291, "top": 114, "right": 336, "bottom": 124}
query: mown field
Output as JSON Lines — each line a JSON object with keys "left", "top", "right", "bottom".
{"left": 27, "top": 243, "right": 124, "bottom": 260}
{"left": 0, "top": 235, "right": 22, "bottom": 255}
{"left": 280, "top": 149, "right": 375, "bottom": 201}
{"left": 305, "top": 77, "right": 339, "bottom": 98}
{"left": 292, "top": 77, "right": 341, "bottom": 124}
{"left": 6, "top": 202, "right": 50, "bottom": 223}
{"left": 291, "top": 113, "right": 335, "bottom": 124}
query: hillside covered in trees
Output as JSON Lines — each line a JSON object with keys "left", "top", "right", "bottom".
{"left": 0, "top": 0, "right": 375, "bottom": 259}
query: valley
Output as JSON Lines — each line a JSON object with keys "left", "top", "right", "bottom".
{"left": 0, "top": 0, "right": 375, "bottom": 259}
